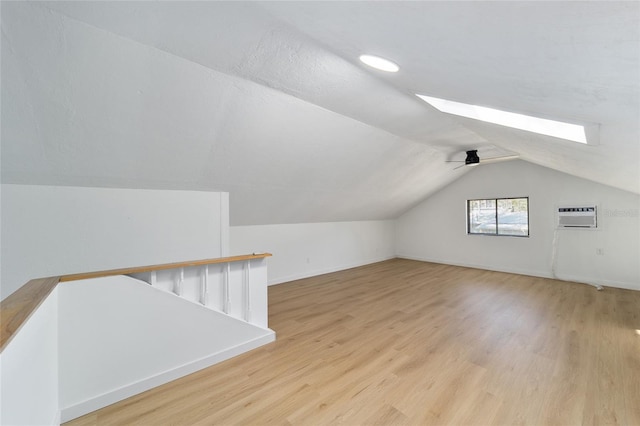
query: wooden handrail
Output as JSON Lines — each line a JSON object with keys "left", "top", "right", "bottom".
{"left": 0, "top": 277, "right": 60, "bottom": 352}
{"left": 0, "top": 253, "right": 272, "bottom": 352}
{"left": 59, "top": 253, "right": 272, "bottom": 282}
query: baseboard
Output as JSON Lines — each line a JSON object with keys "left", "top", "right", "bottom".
{"left": 396, "top": 254, "right": 552, "bottom": 280}
{"left": 397, "top": 254, "right": 639, "bottom": 291}
{"left": 267, "top": 255, "right": 396, "bottom": 286}
{"left": 60, "top": 331, "right": 275, "bottom": 423}
{"left": 552, "top": 273, "right": 640, "bottom": 292}
{"left": 52, "top": 410, "right": 61, "bottom": 426}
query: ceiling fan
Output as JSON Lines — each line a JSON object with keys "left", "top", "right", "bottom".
{"left": 447, "top": 149, "right": 519, "bottom": 170}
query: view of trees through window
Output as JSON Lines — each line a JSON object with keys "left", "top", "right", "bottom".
{"left": 467, "top": 197, "right": 529, "bottom": 236}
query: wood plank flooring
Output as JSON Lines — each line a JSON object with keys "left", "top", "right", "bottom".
{"left": 66, "top": 259, "right": 640, "bottom": 425}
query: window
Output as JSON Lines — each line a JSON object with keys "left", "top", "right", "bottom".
{"left": 415, "top": 95, "right": 587, "bottom": 144}
{"left": 467, "top": 197, "right": 529, "bottom": 237}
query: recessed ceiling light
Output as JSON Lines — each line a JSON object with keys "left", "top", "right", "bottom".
{"left": 359, "top": 55, "right": 399, "bottom": 73}
{"left": 416, "top": 94, "right": 587, "bottom": 144}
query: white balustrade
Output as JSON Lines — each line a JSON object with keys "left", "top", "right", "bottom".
{"left": 127, "top": 256, "right": 269, "bottom": 329}
{"left": 1, "top": 253, "right": 273, "bottom": 424}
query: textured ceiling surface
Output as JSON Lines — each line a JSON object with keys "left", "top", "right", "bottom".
{"left": 2, "top": 1, "right": 638, "bottom": 225}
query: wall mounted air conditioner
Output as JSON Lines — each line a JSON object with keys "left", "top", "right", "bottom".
{"left": 557, "top": 206, "right": 597, "bottom": 228}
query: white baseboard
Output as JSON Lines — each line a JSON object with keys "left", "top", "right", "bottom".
{"left": 52, "top": 410, "right": 61, "bottom": 426}
{"left": 552, "top": 273, "right": 640, "bottom": 292}
{"left": 268, "top": 255, "right": 396, "bottom": 286}
{"left": 60, "top": 331, "right": 275, "bottom": 423}
{"left": 397, "top": 254, "right": 639, "bottom": 291}
{"left": 396, "top": 254, "right": 552, "bottom": 279}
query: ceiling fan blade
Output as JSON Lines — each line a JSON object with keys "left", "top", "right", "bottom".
{"left": 481, "top": 154, "right": 520, "bottom": 164}
{"left": 453, "top": 164, "right": 467, "bottom": 170}
{"left": 445, "top": 160, "right": 465, "bottom": 163}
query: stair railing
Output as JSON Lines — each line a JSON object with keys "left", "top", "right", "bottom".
{"left": 0, "top": 253, "right": 272, "bottom": 353}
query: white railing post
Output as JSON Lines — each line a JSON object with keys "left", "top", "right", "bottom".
{"left": 150, "top": 270, "right": 156, "bottom": 287}
{"left": 224, "top": 263, "right": 230, "bottom": 314}
{"left": 201, "top": 265, "right": 209, "bottom": 306}
{"left": 244, "top": 260, "right": 251, "bottom": 323}
{"left": 175, "top": 268, "right": 183, "bottom": 296}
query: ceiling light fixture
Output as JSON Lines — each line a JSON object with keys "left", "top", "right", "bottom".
{"left": 416, "top": 94, "right": 587, "bottom": 144}
{"left": 359, "top": 54, "right": 399, "bottom": 72}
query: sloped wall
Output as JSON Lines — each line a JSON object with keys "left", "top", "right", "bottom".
{"left": 1, "top": 1, "right": 451, "bottom": 227}
{"left": 0, "top": 185, "right": 229, "bottom": 300}
{"left": 396, "top": 160, "right": 640, "bottom": 290}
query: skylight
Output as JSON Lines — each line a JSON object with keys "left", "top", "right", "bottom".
{"left": 416, "top": 94, "right": 587, "bottom": 144}
{"left": 359, "top": 55, "right": 399, "bottom": 73}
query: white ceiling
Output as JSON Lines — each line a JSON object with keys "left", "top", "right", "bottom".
{"left": 2, "top": 1, "right": 638, "bottom": 225}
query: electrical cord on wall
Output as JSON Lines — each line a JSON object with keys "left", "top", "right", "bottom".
{"left": 550, "top": 227, "right": 559, "bottom": 278}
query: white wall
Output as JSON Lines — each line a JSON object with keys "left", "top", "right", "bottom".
{"left": 2, "top": 1, "right": 453, "bottom": 227}
{"left": 58, "top": 275, "right": 273, "bottom": 422}
{"left": 231, "top": 221, "right": 395, "bottom": 285}
{"left": 0, "top": 290, "right": 59, "bottom": 426}
{"left": 1, "top": 185, "right": 229, "bottom": 300}
{"left": 396, "top": 160, "right": 640, "bottom": 291}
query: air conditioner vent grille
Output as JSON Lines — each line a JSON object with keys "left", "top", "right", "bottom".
{"left": 558, "top": 206, "right": 597, "bottom": 228}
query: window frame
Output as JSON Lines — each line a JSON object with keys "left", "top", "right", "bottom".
{"left": 466, "top": 197, "right": 530, "bottom": 237}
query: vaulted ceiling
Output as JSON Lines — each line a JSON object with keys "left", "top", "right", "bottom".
{"left": 2, "top": 1, "right": 638, "bottom": 225}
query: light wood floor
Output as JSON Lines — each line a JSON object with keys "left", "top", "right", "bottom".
{"left": 66, "top": 259, "right": 640, "bottom": 425}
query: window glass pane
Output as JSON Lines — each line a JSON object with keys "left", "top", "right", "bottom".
{"left": 497, "top": 198, "right": 529, "bottom": 236}
{"left": 468, "top": 199, "right": 496, "bottom": 234}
